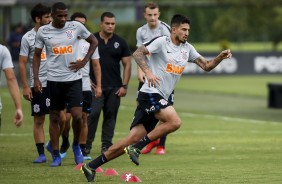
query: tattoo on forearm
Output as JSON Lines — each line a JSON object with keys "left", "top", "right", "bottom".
{"left": 133, "top": 47, "right": 150, "bottom": 73}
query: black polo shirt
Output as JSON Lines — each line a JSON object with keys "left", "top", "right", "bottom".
{"left": 90, "top": 32, "right": 131, "bottom": 88}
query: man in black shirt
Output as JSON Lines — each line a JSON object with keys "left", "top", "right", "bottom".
{"left": 86, "top": 12, "right": 131, "bottom": 154}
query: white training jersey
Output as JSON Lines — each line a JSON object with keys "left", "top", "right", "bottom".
{"left": 35, "top": 21, "right": 91, "bottom": 82}
{"left": 140, "top": 36, "right": 201, "bottom": 100}
{"left": 20, "top": 28, "right": 48, "bottom": 87}
{"left": 76, "top": 39, "right": 100, "bottom": 91}
{"left": 0, "top": 44, "right": 14, "bottom": 110}
{"left": 136, "top": 20, "right": 171, "bottom": 47}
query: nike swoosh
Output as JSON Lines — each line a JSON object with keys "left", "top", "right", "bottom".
{"left": 167, "top": 51, "right": 172, "bottom": 53}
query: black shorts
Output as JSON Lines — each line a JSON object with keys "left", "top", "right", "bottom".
{"left": 31, "top": 87, "right": 50, "bottom": 116}
{"left": 130, "top": 91, "right": 172, "bottom": 133}
{"left": 47, "top": 79, "right": 83, "bottom": 111}
{"left": 82, "top": 90, "right": 92, "bottom": 113}
{"left": 137, "top": 82, "right": 175, "bottom": 105}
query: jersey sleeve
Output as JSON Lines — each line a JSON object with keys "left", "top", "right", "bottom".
{"left": 144, "top": 36, "right": 164, "bottom": 54}
{"left": 77, "top": 23, "right": 91, "bottom": 40}
{"left": 34, "top": 28, "right": 45, "bottom": 50}
{"left": 0, "top": 45, "right": 13, "bottom": 70}
{"left": 19, "top": 34, "right": 29, "bottom": 57}
{"left": 121, "top": 39, "right": 131, "bottom": 57}
{"left": 188, "top": 44, "right": 201, "bottom": 63}
{"left": 136, "top": 28, "right": 143, "bottom": 47}
{"left": 91, "top": 47, "right": 100, "bottom": 60}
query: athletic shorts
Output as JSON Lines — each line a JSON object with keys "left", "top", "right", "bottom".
{"left": 137, "top": 82, "right": 175, "bottom": 105}
{"left": 31, "top": 87, "right": 50, "bottom": 116}
{"left": 130, "top": 91, "right": 172, "bottom": 133}
{"left": 47, "top": 79, "right": 83, "bottom": 111}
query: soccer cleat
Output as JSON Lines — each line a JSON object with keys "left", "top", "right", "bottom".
{"left": 81, "top": 163, "right": 96, "bottom": 182}
{"left": 60, "top": 152, "right": 67, "bottom": 159}
{"left": 46, "top": 141, "right": 54, "bottom": 156}
{"left": 33, "top": 154, "right": 47, "bottom": 163}
{"left": 155, "top": 146, "right": 166, "bottom": 155}
{"left": 141, "top": 139, "right": 160, "bottom": 154}
{"left": 72, "top": 144, "right": 84, "bottom": 164}
{"left": 50, "top": 156, "right": 62, "bottom": 167}
{"left": 60, "top": 140, "right": 70, "bottom": 159}
{"left": 124, "top": 145, "right": 141, "bottom": 166}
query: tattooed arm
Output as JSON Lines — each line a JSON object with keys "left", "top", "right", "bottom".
{"left": 133, "top": 45, "right": 160, "bottom": 87}
{"left": 195, "top": 49, "right": 232, "bottom": 72}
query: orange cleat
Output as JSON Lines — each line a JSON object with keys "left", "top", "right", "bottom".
{"left": 155, "top": 146, "right": 166, "bottom": 155}
{"left": 141, "top": 139, "right": 160, "bottom": 154}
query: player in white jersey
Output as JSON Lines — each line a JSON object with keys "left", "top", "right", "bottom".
{"left": 59, "top": 12, "right": 102, "bottom": 160}
{"left": 0, "top": 44, "right": 23, "bottom": 128}
{"left": 136, "top": 2, "right": 171, "bottom": 155}
{"left": 33, "top": 2, "right": 98, "bottom": 167}
{"left": 81, "top": 14, "right": 232, "bottom": 182}
{"left": 19, "top": 3, "right": 51, "bottom": 164}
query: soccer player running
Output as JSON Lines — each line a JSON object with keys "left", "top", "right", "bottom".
{"left": 136, "top": 2, "right": 171, "bottom": 155}
{"left": 19, "top": 3, "right": 51, "bottom": 163}
{"left": 81, "top": 14, "right": 232, "bottom": 182}
{"left": 0, "top": 44, "right": 23, "bottom": 128}
{"left": 59, "top": 12, "right": 102, "bottom": 160}
{"left": 85, "top": 12, "right": 131, "bottom": 155}
{"left": 33, "top": 2, "right": 98, "bottom": 167}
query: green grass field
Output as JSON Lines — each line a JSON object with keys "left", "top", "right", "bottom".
{"left": 0, "top": 75, "right": 282, "bottom": 184}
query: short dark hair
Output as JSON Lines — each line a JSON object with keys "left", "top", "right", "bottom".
{"left": 51, "top": 2, "right": 67, "bottom": 13}
{"left": 101, "top": 12, "right": 115, "bottom": 22}
{"left": 30, "top": 3, "right": 51, "bottom": 22}
{"left": 144, "top": 2, "right": 159, "bottom": 12}
{"left": 70, "top": 12, "right": 87, "bottom": 21}
{"left": 171, "top": 14, "right": 190, "bottom": 28}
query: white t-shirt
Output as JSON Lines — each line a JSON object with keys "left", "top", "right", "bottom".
{"left": 20, "top": 28, "right": 48, "bottom": 87}
{"left": 35, "top": 21, "right": 91, "bottom": 82}
{"left": 0, "top": 44, "right": 14, "bottom": 111}
{"left": 76, "top": 39, "right": 100, "bottom": 91}
{"left": 140, "top": 36, "right": 201, "bottom": 100}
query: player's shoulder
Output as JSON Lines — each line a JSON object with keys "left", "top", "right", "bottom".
{"left": 38, "top": 23, "right": 52, "bottom": 33}
{"left": 160, "top": 21, "right": 170, "bottom": 29}
{"left": 22, "top": 29, "right": 36, "bottom": 40}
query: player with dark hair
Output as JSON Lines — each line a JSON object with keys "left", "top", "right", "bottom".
{"left": 33, "top": 2, "right": 98, "bottom": 167}
{"left": 19, "top": 3, "right": 51, "bottom": 163}
{"left": 136, "top": 1, "right": 172, "bottom": 155}
{"left": 81, "top": 14, "right": 232, "bottom": 182}
{"left": 59, "top": 12, "right": 102, "bottom": 160}
{"left": 85, "top": 11, "right": 131, "bottom": 155}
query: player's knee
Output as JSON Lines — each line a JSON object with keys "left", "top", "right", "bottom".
{"left": 171, "top": 118, "right": 181, "bottom": 131}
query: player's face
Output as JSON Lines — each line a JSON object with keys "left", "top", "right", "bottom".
{"left": 74, "top": 17, "right": 86, "bottom": 25}
{"left": 52, "top": 9, "right": 68, "bottom": 28}
{"left": 144, "top": 8, "right": 160, "bottom": 28}
{"left": 174, "top": 23, "right": 190, "bottom": 44}
{"left": 40, "top": 13, "right": 51, "bottom": 26}
{"left": 100, "top": 17, "right": 115, "bottom": 35}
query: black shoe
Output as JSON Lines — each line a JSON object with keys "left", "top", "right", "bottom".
{"left": 84, "top": 147, "right": 91, "bottom": 155}
{"left": 124, "top": 145, "right": 141, "bottom": 166}
{"left": 60, "top": 140, "right": 70, "bottom": 154}
{"left": 81, "top": 164, "right": 96, "bottom": 182}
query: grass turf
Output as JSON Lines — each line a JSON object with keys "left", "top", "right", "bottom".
{"left": 0, "top": 75, "right": 282, "bottom": 183}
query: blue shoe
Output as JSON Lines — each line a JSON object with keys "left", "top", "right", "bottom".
{"left": 33, "top": 154, "right": 47, "bottom": 163}
{"left": 72, "top": 144, "right": 84, "bottom": 164}
{"left": 46, "top": 141, "right": 54, "bottom": 156}
{"left": 60, "top": 151, "right": 67, "bottom": 159}
{"left": 50, "top": 156, "right": 62, "bottom": 167}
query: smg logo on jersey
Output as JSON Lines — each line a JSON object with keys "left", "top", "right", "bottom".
{"left": 52, "top": 45, "right": 73, "bottom": 55}
{"left": 165, "top": 63, "right": 185, "bottom": 75}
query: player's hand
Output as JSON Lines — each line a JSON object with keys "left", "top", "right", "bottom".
{"left": 95, "top": 85, "right": 102, "bottom": 98}
{"left": 23, "top": 87, "right": 32, "bottom": 101}
{"left": 137, "top": 67, "right": 145, "bottom": 83}
{"left": 145, "top": 71, "right": 160, "bottom": 88}
{"left": 34, "top": 79, "right": 42, "bottom": 94}
{"left": 220, "top": 49, "right": 232, "bottom": 59}
{"left": 115, "top": 87, "right": 127, "bottom": 97}
{"left": 69, "top": 59, "right": 87, "bottom": 72}
{"left": 14, "top": 109, "right": 23, "bottom": 128}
